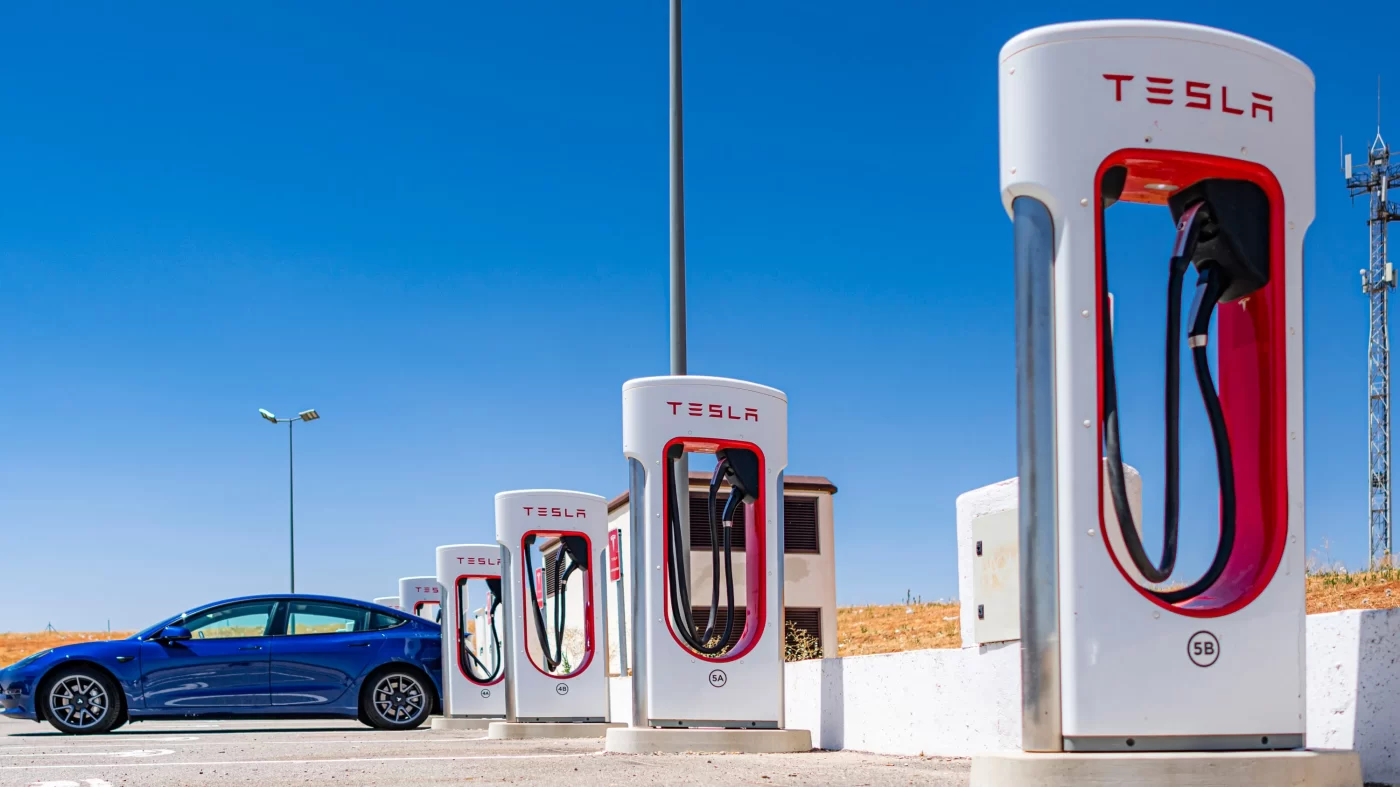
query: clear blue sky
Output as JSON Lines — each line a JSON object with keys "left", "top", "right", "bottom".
{"left": 0, "top": 2, "right": 1381, "bottom": 630}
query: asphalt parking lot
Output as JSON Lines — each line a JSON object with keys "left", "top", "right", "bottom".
{"left": 0, "top": 718, "right": 970, "bottom": 786}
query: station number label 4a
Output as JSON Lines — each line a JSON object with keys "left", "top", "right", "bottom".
{"left": 1187, "top": 631, "right": 1220, "bottom": 668}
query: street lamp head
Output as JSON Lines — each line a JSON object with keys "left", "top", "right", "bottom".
{"left": 259, "top": 409, "right": 278, "bottom": 423}
{"left": 298, "top": 409, "right": 320, "bottom": 422}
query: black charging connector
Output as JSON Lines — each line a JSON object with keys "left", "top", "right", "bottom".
{"left": 559, "top": 535, "right": 590, "bottom": 571}
{"left": 716, "top": 448, "right": 761, "bottom": 504}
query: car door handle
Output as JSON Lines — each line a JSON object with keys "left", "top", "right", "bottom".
{"left": 238, "top": 645, "right": 264, "bottom": 651}
{"left": 347, "top": 643, "right": 371, "bottom": 648}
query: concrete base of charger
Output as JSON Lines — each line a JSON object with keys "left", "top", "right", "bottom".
{"left": 604, "top": 727, "right": 813, "bottom": 754}
{"left": 970, "top": 749, "right": 1362, "bottom": 787}
{"left": 430, "top": 717, "right": 497, "bottom": 731}
{"left": 487, "top": 721, "right": 625, "bottom": 740}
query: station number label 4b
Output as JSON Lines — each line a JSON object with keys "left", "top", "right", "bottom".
{"left": 1187, "top": 631, "right": 1220, "bottom": 668}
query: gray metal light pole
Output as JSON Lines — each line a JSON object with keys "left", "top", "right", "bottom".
{"left": 670, "top": 0, "right": 687, "bottom": 376}
{"left": 669, "top": 0, "right": 690, "bottom": 556}
{"left": 259, "top": 408, "right": 321, "bottom": 593}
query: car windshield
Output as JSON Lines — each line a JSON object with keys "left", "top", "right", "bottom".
{"left": 130, "top": 602, "right": 205, "bottom": 641}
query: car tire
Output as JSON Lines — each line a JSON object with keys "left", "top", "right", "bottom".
{"left": 41, "top": 667, "right": 123, "bottom": 735}
{"left": 360, "top": 669, "right": 432, "bottom": 731}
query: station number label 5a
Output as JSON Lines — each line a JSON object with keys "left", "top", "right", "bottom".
{"left": 1187, "top": 631, "right": 1220, "bottom": 668}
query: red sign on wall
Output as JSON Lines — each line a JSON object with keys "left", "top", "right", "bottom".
{"left": 534, "top": 568, "right": 545, "bottom": 608}
{"left": 608, "top": 529, "right": 622, "bottom": 582}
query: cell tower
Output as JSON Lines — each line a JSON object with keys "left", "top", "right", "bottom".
{"left": 1345, "top": 114, "right": 1400, "bottom": 568}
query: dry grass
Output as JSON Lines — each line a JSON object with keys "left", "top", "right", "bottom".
{"left": 836, "top": 602, "right": 961, "bottom": 657}
{"left": 0, "top": 631, "right": 134, "bottom": 668}
{"left": 1305, "top": 567, "right": 1400, "bottom": 614}
{"left": 834, "top": 569, "right": 1400, "bottom": 658}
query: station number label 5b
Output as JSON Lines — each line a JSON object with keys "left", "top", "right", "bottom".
{"left": 1187, "top": 631, "right": 1220, "bottom": 668}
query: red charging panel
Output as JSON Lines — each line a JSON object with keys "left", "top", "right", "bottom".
{"left": 1094, "top": 149, "right": 1289, "bottom": 618}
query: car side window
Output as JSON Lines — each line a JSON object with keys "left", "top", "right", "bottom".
{"left": 368, "top": 611, "right": 405, "bottom": 631}
{"left": 285, "top": 601, "right": 371, "bottom": 635}
{"left": 182, "top": 601, "right": 276, "bottom": 640}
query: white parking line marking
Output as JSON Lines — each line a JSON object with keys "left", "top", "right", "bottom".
{"left": 0, "top": 749, "right": 173, "bottom": 759}
{"left": 0, "top": 750, "right": 604, "bottom": 771}
{"left": 26, "top": 779, "right": 114, "bottom": 787}
{"left": 0, "top": 737, "right": 199, "bottom": 749}
{"left": 0, "top": 737, "right": 472, "bottom": 751}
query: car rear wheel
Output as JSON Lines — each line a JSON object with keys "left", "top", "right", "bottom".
{"left": 42, "top": 668, "right": 122, "bottom": 735}
{"left": 361, "top": 670, "right": 430, "bottom": 730}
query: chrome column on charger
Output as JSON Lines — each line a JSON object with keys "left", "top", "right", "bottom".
{"left": 1001, "top": 21, "right": 1313, "bottom": 752}
{"left": 622, "top": 376, "right": 788, "bottom": 729}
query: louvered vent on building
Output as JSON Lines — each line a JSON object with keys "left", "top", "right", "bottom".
{"left": 783, "top": 496, "right": 820, "bottom": 553}
{"left": 785, "top": 606, "right": 822, "bottom": 644}
{"left": 687, "top": 493, "right": 821, "bottom": 554}
{"left": 687, "top": 493, "right": 748, "bottom": 550}
{"left": 687, "top": 606, "right": 747, "bottom": 651}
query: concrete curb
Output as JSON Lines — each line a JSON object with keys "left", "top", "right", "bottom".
{"left": 488, "top": 721, "right": 625, "bottom": 739}
{"left": 604, "top": 727, "right": 813, "bottom": 754}
{"left": 970, "top": 749, "right": 1363, "bottom": 787}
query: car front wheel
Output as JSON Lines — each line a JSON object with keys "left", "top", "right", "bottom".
{"left": 42, "top": 668, "right": 123, "bottom": 735}
{"left": 360, "top": 670, "right": 431, "bottom": 730}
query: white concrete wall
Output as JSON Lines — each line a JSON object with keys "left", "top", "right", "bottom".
{"left": 1306, "top": 607, "right": 1400, "bottom": 785}
{"left": 777, "top": 611, "right": 1399, "bottom": 783}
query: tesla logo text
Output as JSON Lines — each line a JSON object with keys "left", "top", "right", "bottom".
{"left": 666, "top": 401, "right": 759, "bottom": 421}
{"left": 1103, "top": 74, "right": 1272, "bottom": 122}
{"left": 414, "top": 586, "right": 440, "bottom": 594}
{"left": 456, "top": 556, "right": 501, "bottom": 566}
{"left": 522, "top": 507, "right": 587, "bottom": 518}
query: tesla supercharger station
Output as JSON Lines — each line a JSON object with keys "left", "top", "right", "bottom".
{"left": 491, "top": 490, "right": 617, "bottom": 737}
{"left": 992, "top": 21, "right": 1340, "bottom": 776}
{"left": 373, "top": 596, "right": 400, "bottom": 611}
{"left": 605, "top": 376, "right": 810, "bottom": 754}
{"left": 430, "top": 544, "right": 506, "bottom": 730}
{"left": 398, "top": 577, "right": 442, "bottom": 621}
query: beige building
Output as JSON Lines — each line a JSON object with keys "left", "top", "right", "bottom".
{"left": 599, "top": 473, "right": 839, "bottom": 671}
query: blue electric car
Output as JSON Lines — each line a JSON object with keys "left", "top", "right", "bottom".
{"left": 0, "top": 594, "right": 442, "bottom": 734}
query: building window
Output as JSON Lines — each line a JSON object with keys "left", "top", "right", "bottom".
{"left": 784, "top": 606, "right": 822, "bottom": 643}
{"left": 686, "top": 493, "right": 820, "bottom": 554}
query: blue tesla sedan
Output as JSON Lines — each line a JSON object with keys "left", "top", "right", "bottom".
{"left": 0, "top": 594, "right": 442, "bottom": 734}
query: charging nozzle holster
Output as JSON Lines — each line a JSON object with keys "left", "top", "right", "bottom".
{"left": 1168, "top": 179, "right": 1271, "bottom": 303}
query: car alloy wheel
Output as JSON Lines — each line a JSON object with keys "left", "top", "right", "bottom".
{"left": 49, "top": 675, "right": 110, "bottom": 731}
{"left": 372, "top": 673, "right": 426, "bottom": 723}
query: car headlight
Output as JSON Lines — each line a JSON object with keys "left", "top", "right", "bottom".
{"left": 4, "top": 650, "right": 53, "bottom": 671}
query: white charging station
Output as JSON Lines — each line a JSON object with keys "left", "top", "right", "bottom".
{"left": 373, "top": 596, "right": 400, "bottom": 611}
{"left": 398, "top": 577, "right": 442, "bottom": 622}
{"left": 980, "top": 19, "right": 1358, "bottom": 787}
{"left": 605, "top": 376, "right": 810, "bottom": 754}
{"left": 430, "top": 543, "right": 506, "bottom": 731}
{"left": 490, "top": 489, "right": 619, "bottom": 739}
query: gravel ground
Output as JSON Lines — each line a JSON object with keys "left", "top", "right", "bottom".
{"left": 0, "top": 718, "right": 970, "bottom": 786}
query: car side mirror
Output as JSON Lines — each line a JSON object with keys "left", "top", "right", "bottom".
{"left": 156, "top": 625, "right": 192, "bottom": 643}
